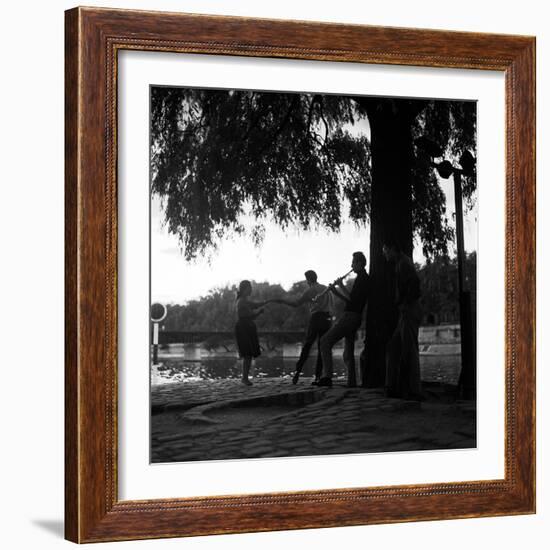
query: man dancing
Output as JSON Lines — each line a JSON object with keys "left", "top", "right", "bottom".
{"left": 274, "top": 270, "right": 332, "bottom": 385}
{"left": 318, "top": 252, "right": 369, "bottom": 388}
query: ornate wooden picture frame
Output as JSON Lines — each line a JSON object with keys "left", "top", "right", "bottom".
{"left": 65, "top": 6, "right": 535, "bottom": 543}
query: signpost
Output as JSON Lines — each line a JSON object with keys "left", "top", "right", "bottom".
{"left": 151, "top": 302, "right": 167, "bottom": 365}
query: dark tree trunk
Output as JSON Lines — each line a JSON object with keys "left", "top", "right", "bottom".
{"left": 357, "top": 99, "right": 416, "bottom": 388}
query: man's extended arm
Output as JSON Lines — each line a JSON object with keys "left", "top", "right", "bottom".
{"left": 273, "top": 295, "right": 309, "bottom": 308}
{"left": 329, "top": 284, "right": 350, "bottom": 304}
{"left": 328, "top": 275, "right": 352, "bottom": 303}
{"left": 336, "top": 279, "right": 352, "bottom": 300}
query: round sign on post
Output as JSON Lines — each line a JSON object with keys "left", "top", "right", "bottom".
{"left": 151, "top": 302, "right": 167, "bottom": 323}
{"left": 151, "top": 303, "right": 167, "bottom": 365}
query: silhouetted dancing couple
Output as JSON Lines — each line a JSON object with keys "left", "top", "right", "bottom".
{"left": 275, "top": 251, "right": 369, "bottom": 388}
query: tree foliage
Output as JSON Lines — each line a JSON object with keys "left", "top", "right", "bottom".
{"left": 418, "top": 252, "right": 477, "bottom": 324}
{"left": 411, "top": 101, "right": 477, "bottom": 258}
{"left": 151, "top": 87, "right": 476, "bottom": 263}
{"left": 152, "top": 88, "right": 371, "bottom": 261}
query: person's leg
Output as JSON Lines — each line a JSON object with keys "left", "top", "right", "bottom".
{"left": 320, "top": 318, "right": 349, "bottom": 382}
{"left": 401, "top": 304, "right": 422, "bottom": 398}
{"left": 242, "top": 356, "right": 252, "bottom": 385}
{"left": 343, "top": 333, "right": 357, "bottom": 387}
{"left": 294, "top": 317, "right": 318, "bottom": 382}
{"left": 314, "top": 316, "right": 332, "bottom": 381}
{"left": 340, "top": 314, "right": 361, "bottom": 387}
{"left": 385, "top": 315, "right": 403, "bottom": 396}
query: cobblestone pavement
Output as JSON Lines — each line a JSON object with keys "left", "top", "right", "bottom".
{"left": 151, "top": 377, "right": 476, "bottom": 463}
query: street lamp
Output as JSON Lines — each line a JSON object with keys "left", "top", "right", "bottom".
{"left": 416, "top": 138, "right": 477, "bottom": 399}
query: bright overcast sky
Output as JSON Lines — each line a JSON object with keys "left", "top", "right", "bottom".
{"left": 151, "top": 179, "right": 478, "bottom": 304}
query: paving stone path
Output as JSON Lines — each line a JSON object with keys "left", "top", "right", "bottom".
{"left": 151, "top": 377, "right": 476, "bottom": 463}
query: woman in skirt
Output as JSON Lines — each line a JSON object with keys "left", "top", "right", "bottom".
{"left": 235, "top": 280, "right": 269, "bottom": 385}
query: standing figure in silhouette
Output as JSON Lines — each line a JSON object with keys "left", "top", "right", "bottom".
{"left": 318, "top": 252, "right": 370, "bottom": 388}
{"left": 273, "top": 270, "right": 332, "bottom": 385}
{"left": 383, "top": 240, "right": 422, "bottom": 399}
{"left": 235, "top": 280, "right": 270, "bottom": 386}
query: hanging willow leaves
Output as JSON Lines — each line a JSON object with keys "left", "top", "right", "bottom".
{"left": 151, "top": 87, "right": 476, "bottom": 262}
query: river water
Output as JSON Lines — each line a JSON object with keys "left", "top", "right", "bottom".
{"left": 151, "top": 344, "right": 462, "bottom": 386}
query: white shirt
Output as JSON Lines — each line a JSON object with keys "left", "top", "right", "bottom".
{"left": 301, "top": 282, "right": 332, "bottom": 314}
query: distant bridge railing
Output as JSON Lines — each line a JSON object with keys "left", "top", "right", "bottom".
{"left": 158, "top": 330, "right": 307, "bottom": 345}
{"left": 157, "top": 325, "right": 460, "bottom": 346}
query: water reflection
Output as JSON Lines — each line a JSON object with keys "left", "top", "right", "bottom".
{"left": 151, "top": 344, "right": 461, "bottom": 386}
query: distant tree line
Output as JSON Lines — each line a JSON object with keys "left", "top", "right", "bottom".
{"left": 160, "top": 252, "right": 476, "bottom": 333}
{"left": 418, "top": 252, "right": 476, "bottom": 325}
{"left": 162, "top": 280, "right": 350, "bottom": 333}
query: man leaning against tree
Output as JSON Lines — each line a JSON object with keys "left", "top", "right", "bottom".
{"left": 318, "top": 251, "right": 369, "bottom": 388}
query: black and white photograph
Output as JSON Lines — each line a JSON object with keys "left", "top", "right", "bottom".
{"left": 149, "top": 86, "right": 478, "bottom": 463}
{"left": 2, "top": 0, "right": 544, "bottom": 548}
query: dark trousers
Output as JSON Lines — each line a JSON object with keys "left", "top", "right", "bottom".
{"left": 295, "top": 312, "right": 332, "bottom": 379}
{"left": 320, "top": 311, "right": 362, "bottom": 385}
{"left": 385, "top": 302, "right": 422, "bottom": 398}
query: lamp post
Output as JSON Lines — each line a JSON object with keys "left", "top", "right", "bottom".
{"left": 417, "top": 139, "right": 476, "bottom": 399}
